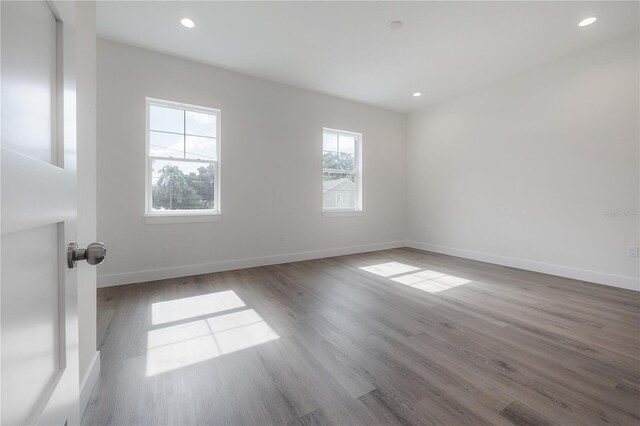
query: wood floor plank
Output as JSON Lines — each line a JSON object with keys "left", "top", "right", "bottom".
{"left": 500, "top": 400, "right": 552, "bottom": 426}
{"left": 83, "top": 248, "right": 640, "bottom": 425}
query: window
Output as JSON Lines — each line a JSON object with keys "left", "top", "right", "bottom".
{"left": 322, "top": 128, "right": 362, "bottom": 212}
{"left": 145, "top": 98, "right": 220, "bottom": 221}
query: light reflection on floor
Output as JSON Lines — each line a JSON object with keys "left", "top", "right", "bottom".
{"left": 359, "top": 262, "right": 421, "bottom": 277}
{"left": 146, "top": 291, "right": 279, "bottom": 376}
{"left": 151, "top": 290, "right": 246, "bottom": 325}
{"left": 360, "top": 262, "right": 471, "bottom": 294}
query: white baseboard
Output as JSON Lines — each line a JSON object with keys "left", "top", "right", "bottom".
{"left": 97, "top": 239, "right": 639, "bottom": 291}
{"left": 405, "top": 241, "right": 639, "bottom": 292}
{"left": 80, "top": 351, "right": 101, "bottom": 418}
{"left": 97, "top": 241, "right": 405, "bottom": 287}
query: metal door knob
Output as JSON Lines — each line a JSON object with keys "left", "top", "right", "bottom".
{"left": 67, "top": 242, "right": 107, "bottom": 269}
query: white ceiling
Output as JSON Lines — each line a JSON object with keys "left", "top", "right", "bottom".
{"left": 97, "top": 1, "right": 639, "bottom": 113}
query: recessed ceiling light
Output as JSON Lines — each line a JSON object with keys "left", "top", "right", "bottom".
{"left": 413, "top": 92, "right": 422, "bottom": 97}
{"left": 181, "top": 18, "right": 195, "bottom": 29}
{"left": 578, "top": 17, "right": 597, "bottom": 27}
{"left": 389, "top": 21, "right": 403, "bottom": 31}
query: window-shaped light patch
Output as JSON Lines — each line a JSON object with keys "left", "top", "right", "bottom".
{"left": 360, "top": 262, "right": 472, "bottom": 294}
{"left": 206, "top": 309, "right": 279, "bottom": 354}
{"left": 359, "top": 262, "right": 421, "bottom": 277}
{"left": 146, "top": 323, "right": 221, "bottom": 376}
{"left": 391, "top": 271, "right": 471, "bottom": 294}
{"left": 392, "top": 270, "right": 446, "bottom": 284}
{"left": 146, "top": 308, "right": 279, "bottom": 376}
{"left": 151, "top": 290, "right": 245, "bottom": 325}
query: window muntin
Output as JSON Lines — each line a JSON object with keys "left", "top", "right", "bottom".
{"left": 146, "top": 99, "right": 220, "bottom": 215}
{"left": 322, "top": 128, "right": 362, "bottom": 211}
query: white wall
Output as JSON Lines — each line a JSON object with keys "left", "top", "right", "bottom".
{"left": 406, "top": 34, "right": 640, "bottom": 290}
{"left": 97, "top": 39, "right": 406, "bottom": 286}
{"left": 76, "top": 0, "right": 99, "bottom": 412}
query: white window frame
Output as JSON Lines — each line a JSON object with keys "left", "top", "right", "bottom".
{"left": 322, "top": 127, "right": 363, "bottom": 214}
{"left": 144, "top": 98, "right": 221, "bottom": 224}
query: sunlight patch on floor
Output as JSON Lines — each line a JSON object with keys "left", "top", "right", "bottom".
{"left": 360, "top": 262, "right": 472, "bottom": 294}
{"left": 147, "top": 292, "right": 279, "bottom": 376}
{"left": 392, "top": 272, "right": 471, "bottom": 293}
{"left": 359, "top": 262, "right": 421, "bottom": 277}
{"left": 151, "top": 290, "right": 246, "bottom": 325}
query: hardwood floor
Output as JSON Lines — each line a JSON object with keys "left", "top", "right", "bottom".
{"left": 83, "top": 248, "right": 640, "bottom": 425}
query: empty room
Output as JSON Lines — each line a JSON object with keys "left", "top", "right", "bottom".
{"left": 1, "top": 1, "right": 639, "bottom": 425}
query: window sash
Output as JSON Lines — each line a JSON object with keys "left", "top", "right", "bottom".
{"left": 322, "top": 128, "right": 362, "bottom": 212}
{"left": 148, "top": 158, "right": 217, "bottom": 213}
{"left": 146, "top": 98, "right": 221, "bottom": 216}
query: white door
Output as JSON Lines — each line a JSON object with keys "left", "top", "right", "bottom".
{"left": 2, "top": 1, "right": 81, "bottom": 425}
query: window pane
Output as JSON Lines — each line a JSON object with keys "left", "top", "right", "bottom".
{"left": 323, "top": 151, "right": 355, "bottom": 171}
{"left": 323, "top": 132, "right": 338, "bottom": 152}
{"left": 323, "top": 173, "right": 356, "bottom": 209}
{"left": 151, "top": 159, "right": 215, "bottom": 210}
{"left": 150, "top": 105, "right": 184, "bottom": 134}
{"left": 338, "top": 134, "right": 355, "bottom": 155}
{"left": 186, "top": 110, "right": 217, "bottom": 137}
{"left": 149, "top": 131, "right": 184, "bottom": 158}
{"left": 185, "top": 135, "right": 217, "bottom": 161}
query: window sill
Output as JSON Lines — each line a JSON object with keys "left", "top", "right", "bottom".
{"left": 322, "top": 210, "right": 363, "bottom": 218}
{"left": 144, "top": 212, "right": 221, "bottom": 225}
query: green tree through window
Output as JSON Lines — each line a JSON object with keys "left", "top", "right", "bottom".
{"left": 152, "top": 164, "right": 215, "bottom": 210}
{"left": 323, "top": 152, "right": 356, "bottom": 182}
